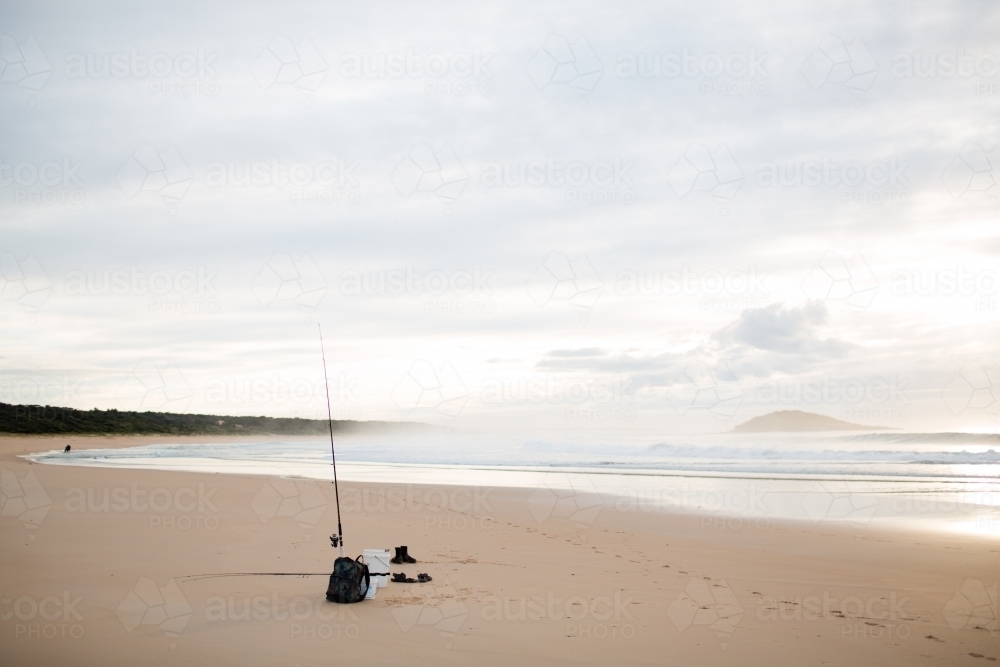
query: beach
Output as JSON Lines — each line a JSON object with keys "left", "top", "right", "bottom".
{"left": 2, "top": 435, "right": 997, "bottom": 666}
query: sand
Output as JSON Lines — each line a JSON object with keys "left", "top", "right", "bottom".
{"left": 2, "top": 435, "right": 997, "bottom": 666}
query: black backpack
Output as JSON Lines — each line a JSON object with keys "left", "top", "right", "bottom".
{"left": 326, "top": 555, "right": 370, "bottom": 603}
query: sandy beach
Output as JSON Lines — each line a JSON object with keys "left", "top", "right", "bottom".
{"left": 2, "top": 435, "right": 997, "bottom": 666}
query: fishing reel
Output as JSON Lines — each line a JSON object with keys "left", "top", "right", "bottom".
{"left": 329, "top": 534, "right": 341, "bottom": 548}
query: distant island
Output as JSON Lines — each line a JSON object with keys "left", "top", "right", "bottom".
{"left": 0, "top": 402, "right": 438, "bottom": 436}
{"left": 731, "top": 410, "right": 892, "bottom": 433}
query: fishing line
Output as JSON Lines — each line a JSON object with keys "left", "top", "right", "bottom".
{"left": 176, "top": 573, "right": 329, "bottom": 583}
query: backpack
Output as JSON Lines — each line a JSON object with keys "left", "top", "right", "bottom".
{"left": 326, "top": 555, "right": 370, "bottom": 603}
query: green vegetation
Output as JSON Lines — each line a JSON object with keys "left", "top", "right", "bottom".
{"left": 0, "top": 402, "right": 433, "bottom": 436}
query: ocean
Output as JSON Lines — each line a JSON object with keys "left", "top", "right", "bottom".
{"left": 27, "top": 431, "right": 1000, "bottom": 536}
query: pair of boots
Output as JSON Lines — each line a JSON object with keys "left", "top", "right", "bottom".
{"left": 390, "top": 546, "right": 416, "bottom": 564}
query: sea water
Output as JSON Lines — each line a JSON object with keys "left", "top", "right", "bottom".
{"left": 26, "top": 431, "right": 1000, "bottom": 536}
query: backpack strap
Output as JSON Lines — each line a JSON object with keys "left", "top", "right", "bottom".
{"left": 355, "top": 556, "right": 371, "bottom": 593}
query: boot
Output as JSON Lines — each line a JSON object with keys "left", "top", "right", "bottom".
{"left": 390, "top": 547, "right": 404, "bottom": 564}
{"left": 401, "top": 545, "right": 417, "bottom": 564}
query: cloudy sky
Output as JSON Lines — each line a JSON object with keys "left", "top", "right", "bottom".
{"left": 2, "top": 0, "right": 998, "bottom": 434}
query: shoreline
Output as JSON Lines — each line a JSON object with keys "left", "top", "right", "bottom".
{"left": 2, "top": 435, "right": 998, "bottom": 665}
{"left": 17, "top": 436, "right": 1000, "bottom": 540}
{"left": 18, "top": 433, "right": 1000, "bottom": 483}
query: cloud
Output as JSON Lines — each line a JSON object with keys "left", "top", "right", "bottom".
{"left": 526, "top": 302, "right": 862, "bottom": 418}
{"left": 714, "top": 302, "right": 852, "bottom": 358}
{"left": 1, "top": 1, "right": 998, "bottom": 431}
{"left": 536, "top": 303, "right": 852, "bottom": 377}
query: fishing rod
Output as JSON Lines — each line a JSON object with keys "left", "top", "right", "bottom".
{"left": 319, "top": 324, "right": 345, "bottom": 558}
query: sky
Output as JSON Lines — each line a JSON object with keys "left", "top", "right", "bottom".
{"left": 1, "top": 0, "right": 998, "bottom": 435}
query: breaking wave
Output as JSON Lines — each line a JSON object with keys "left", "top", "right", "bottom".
{"left": 835, "top": 432, "right": 1000, "bottom": 446}
{"left": 28, "top": 431, "right": 1000, "bottom": 481}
